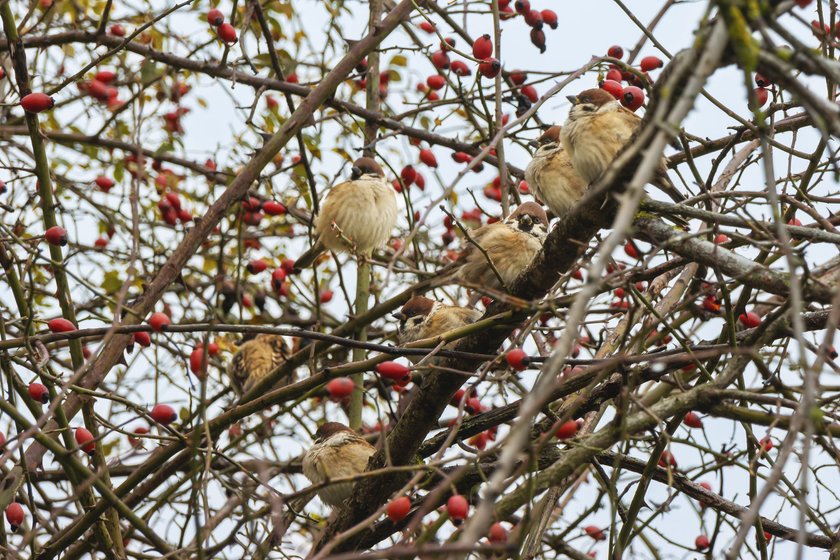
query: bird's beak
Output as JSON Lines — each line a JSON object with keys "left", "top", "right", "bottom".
{"left": 528, "top": 139, "right": 539, "bottom": 148}
{"left": 351, "top": 166, "right": 363, "bottom": 180}
{"left": 392, "top": 312, "right": 406, "bottom": 322}
{"left": 566, "top": 95, "right": 578, "bottom": 105}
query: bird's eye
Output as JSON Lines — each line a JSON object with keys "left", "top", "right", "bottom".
{"left": 583, "top": 104, "right": 596, "bottom": 112}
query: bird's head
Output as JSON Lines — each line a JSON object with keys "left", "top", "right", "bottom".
{"left": 313, "top": 422, "right": 353, "bottom": 444}
{"left": 350, "top": 157, "right": 385, "bottom": 180}
{"left": 566, "top": 88, "right": 618, "bottom": 120}
{"left": 394, "top": 296, "right": 436, "bottom": 334}
{"left": 530, "top": 125, "right": 562, "bottom": 151}
{"left": 508, "top": 201, "right": 548, "bottom": 237}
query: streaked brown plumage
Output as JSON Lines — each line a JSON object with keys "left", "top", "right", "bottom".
{"left": 294, "top": 157, "right": 397, "bottom": 270}
{"left": 561, "top": 88, "right": 684, "bottom": 203}
{"left": 395, "top": 296, "right": 483, "bottom": 349}
{"left": 301, "top": 422, "right": 376, "bottom": 508}
{"left": 525, "top": 126, "right": 588, "bottom": 219}
{"left": 226, "top": 334, "right": 290, "bottom": 396}
{"left": 456, "top": 202, "right": 548, "bottom": 293}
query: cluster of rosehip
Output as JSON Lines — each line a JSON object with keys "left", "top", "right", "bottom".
{"left": 77, "top": 69, "right": 121, "bottom": 110}
{"left": 207, "top": 8, "right": 237, "bottom": 44}
{"left": 487, "top": 1, "right": 558, "bottom": 54}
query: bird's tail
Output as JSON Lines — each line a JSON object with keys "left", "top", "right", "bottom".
{"left": 293, "top": 239, "right": 326, "bottom": 271}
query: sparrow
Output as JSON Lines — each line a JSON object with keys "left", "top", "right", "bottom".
{"left": 301, "top": 422, "right": 376, "bottom": 508}
{"left": 525, "top": 125, "right": 588, "bottom": 219}
{"left": 227, "top": 334, "right": 291, "bottom": 396}
{"left": 395, "top": 295, "right": 483, "bottom": 348}
{"left": 561, "top": 88, "right": 684, "bottom": 203}
{"left": 294, "top": 157, "right": 398, "bottom": 270}
{"left": 455, "top": 201, "right": 548, "bottom": 296}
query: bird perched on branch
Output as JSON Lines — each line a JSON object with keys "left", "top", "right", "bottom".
{"left": 227, "top": 334, "right": 291, "bottom": 396}
{"left": 525, "top": 125, "right": 588, "bottom": 219}
{"left": 302, "top": 422, "right": 376, "bottom": 508}
{"left": 294, "top": 157, "right": 397, "bottom": 270}
{"left": 561, "top": 88, "right": 684, "bottom": 203}
{"left": 454, "top": 202, "right": 548, "bottom": 299}
{"left": 395, "top": 296, "right": 483, "bottom": 351}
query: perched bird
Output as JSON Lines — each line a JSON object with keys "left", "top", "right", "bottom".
{"left": 455, "top": 202, "right": 548, "bottom": 296}
{"left": 227, "top": 334, "right": 290, "bottom": 396}
{"left": 395, "top": 296, "right": 483, "bottom": 348}
{"left": 294, "top": 157, "right": 397, "bottom": 270}
{"left": 525, "top": 125, "right": 588, "bottom": 219}
{"left": 561, "top": 88, "right": 684, "bottom": 203}
{"left": 301, "top": 422, "right": 376, "bottom": 508}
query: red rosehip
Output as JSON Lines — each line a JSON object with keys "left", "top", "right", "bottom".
{"left": 280, "top": 258, "right": 296, "bottom": 274}
{"left": 759, "top": 436, "right": 773, "bottom": 452}
{"left": 150, "top": 403, "right": 177, "bottom": 425}
{"left": 217, "top": 23, "right": 237, "bottom": 44}
{"left": 440, "top": 37, "right": 456, "bottom": 51}
{"left": 45, "top": 225, "right": 68, "bottom": 246}
{"left": 473, "top": 34, "right": 493, "bottom": 59}
{"left": 478, "top": 58, "right": 501, "bottom": 78}
{"left": 418, "top": 21, "right": 435, "bottom": 33}
{"left": 683, "top": 412, "right": 703, "bottom": 428}
{"left": 133, "top": 331, "right": 151, "bottom": 347}
{"left": 621, "top": 86, "right": 645, "bottom": 111}
{"left": 555, "top": 420, "right": 578, "bottom": 440}
{"left": 326, "top": 377, "right": 354, "bottom": 400}
{"left": 607, "top": 45, "right": 624, "bottom": 59}
{"left": 263, "top": 201, "right": 286, "bottom": 215}
{"left": 401, "top": 165, "right": 417, "bottom": 186}
{"left": 505, "top": 348, "right": 529, "bottom": 371}
{"left": 95, "top": 175, "right": 115, "bottom": 192}
{"left": 452, "top": 151, "right": 473, "bottom": 164}
{"left": 702, "top": 295, "right": 721, "bottom": 313}
{"left": 795, "top": 0, "right": 813, "bottom": 6}
{"left": 488, "top": 522, "right": 508, "bottom": 543}
{"left": 0, "top": 431, "right": 5, "bottom": 449}
{"left": 47, "top": 317, "right": 76, "bottom": 333}
{"left": 446, "top": 495, "right": 469, "bottom": 524}
{"left": 0, "top": 68, "right": 5, "bottom": 80}
{"left": 128, "top": 426, "right": 149, "bottom": 447}
{"left": 714, "top": 233, "right": 730, "bottom": 244}
{"left": 21, "top": 92, "right": 55, "bottom": 113}
{"left": 752, "top": 87, "right": 769, "bottom": 108}
{"left": 207, "top": 8, "right": 224, "bottom": 26}
{"left": 419, "top": 149, "right": 438, "bottom": 168}
{"left": 763, "top": 531, "right": 772, "bottom": 541}
{"left": 509, "top": 70, "right": 527, "bottom": 85}
{"left": 5, "top": 503, "right": 24, "bottom": 532}
{"left": 94, "top": 70, "right": 116, "bottom": 84}
{"left": 109, "top": 24, "right": 126, "bottom": 36}
{"left": 431, "top": 50, "right": 450, "bottom": 70}
{"left": 450, "top": 60, "right": 471, "bottom": 76}
{"left": 738, "top": 311, "right": 761, "bottom": 328}
{"left": 514, "top": 0, "right": 530, "bottom": 13}
{"left": 247, "top": 258, "right": 268, "bottom": 274}
{"left": 147, "top": 312, "right": 171, "bottom": 332}
{"left": 754, "top": 73, "right": 771, "bottom": 87}
{"left": 658, "top": 450, "right": 677, "bottom": 468}
{"left": 529, "top": 27, "right": 546, "bottom": 53}
{"left": 426, "top": 75, "right": 446, "bottom": 91}
{"left": 600, "top": 79, "right": 623, "bottom": 100}
{"left": 585, "top": 525, "right": 606, "bottom": 541}
{"left": 189, "top": 347, "right": 207, "bottom": 378}
{"left": 624, "top": 241, "right": 640, "bottom": 259}
{"left": 524, "top": 9, "right": 542, "bottom": 28}
{"left": 28, "top": 382, "right": 49, "bottom": 404}
{"left": 521, "top": 85, "right": 538, "bottom": 103}
{"left": 605, "top": 68, "right": 623, "bottom": 83}
{"left": 640, "top": 56, "right": 663, "bottom": 71}
{"left": 94, "top": 237, "right": 108, "bottom": 249}
{"left": 75, "top": 427, "right": 95, "bottom": 455}
{"left": 386, "top": 496, "right": 411, "bottom": 522}
{"left": 695, "top": 534, "right": 710, "bottom": 551}
{"left": 319, "top": 289, "right": 334, "bottom": 303}
{"left": 375, "top": 361, "right": 411, "bottom": 382}
{"left": 540, "top": 9, "right": 558, "bottom": 29}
